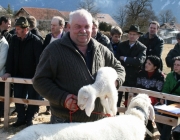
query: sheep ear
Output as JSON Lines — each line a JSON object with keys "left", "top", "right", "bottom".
{"left": 149, "top": 104, "right": 155, "bottom": 122}
{"left": 85, "top": 95, "right": 96, "bottom": 117}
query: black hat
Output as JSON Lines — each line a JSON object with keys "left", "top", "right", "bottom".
{"left": 124, "top": 25, "right": 143, "bottom": 34}
{"left": 15, "top": 17, "right": 29, "bottom": 28}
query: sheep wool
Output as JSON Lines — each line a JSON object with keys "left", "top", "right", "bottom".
{"left": 11, "top": 94, "right": 154, "bottom": 140}
{"left": 78, "top": 67, "right": 118, "bottom": 117}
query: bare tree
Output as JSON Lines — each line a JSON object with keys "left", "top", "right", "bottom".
{"left": 78, "top": 0, "right": 100, "bottom": 17}
{"left": 158, "top": 9, "right": 177, "bottom": 24}
{"left": 114, "top": 0, "right": 157, "bottom": 32}
{"left": 125, "top": 0, "right": 157, "bottom": 31}
{"left": 113, "top": 6, "right": 127, "bottom": 29}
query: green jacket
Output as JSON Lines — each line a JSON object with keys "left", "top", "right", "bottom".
{"left": 33, "top": 32, "right": 125, "bottom": 122}
{"left": 162, "top": 71, "right": 180, "bottom": 96}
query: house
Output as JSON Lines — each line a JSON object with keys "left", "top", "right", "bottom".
{"left": 0, "top": 5, "right": 7, "bottom": 14}
{"left": 14, "top": 7, "right": 118, "bottom": 31}
{"left": 159, "top": 21, "right": 180, "bottom": 44}
{"left": 95, "top": 13, "right": 118, "bottom": 26}
{"left": 15, "top": 7, "right": 65, "bottom": 31}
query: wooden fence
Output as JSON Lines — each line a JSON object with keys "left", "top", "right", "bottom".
{"left": 0, "top": 78, "right": 180, "bottom": 128}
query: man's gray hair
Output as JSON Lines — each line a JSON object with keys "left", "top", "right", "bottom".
{"left": 52, "top": 16, "right": 65, "bottom": 27}
{"left": 69, "top": 9, "right": 92, "bottom": 25}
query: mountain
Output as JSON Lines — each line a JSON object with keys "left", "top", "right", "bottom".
{"left": 0, "top": 0, "right": 180, "bottom": 23}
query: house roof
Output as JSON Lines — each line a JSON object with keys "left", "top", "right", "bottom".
{"left": 59, "top": 11, "right": 70, "bottom": 21}
{"left": 160, "top": 22, "right": 180, "bottom": 31}
{"left": 15, "top": 7, "right": 118, "bottom": 26}
{"left": 96, "top": 13, "right": 118, "bottom": 26}
{"left": 15, "top": 7, "right": 65, "bottom": 20}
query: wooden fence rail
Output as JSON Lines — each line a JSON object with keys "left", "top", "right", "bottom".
{"left": 0, "top": 78, "right": 180, "bottom": 128}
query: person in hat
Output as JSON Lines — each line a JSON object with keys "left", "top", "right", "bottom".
{"left": 139, "top": 21, "right": 164, "bottom": 70}
{"left": 115, "top": 24, "right": 146, "bottom": 109}
{"left": 166, "top": 33, "right": 180, "bottom": 71}
{"left": 1, "top": 16, "right": 43, "bottom": 127}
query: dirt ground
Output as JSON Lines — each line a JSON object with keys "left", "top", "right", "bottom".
{"left": 0, "top": 104, "right": 51, "bottom": 139}
{"left": 0, "top": 44, "right": 174, "bottom": 140}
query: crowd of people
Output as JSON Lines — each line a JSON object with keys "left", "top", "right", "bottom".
{"left": 0, "top": 8, "right": 180, "bottom": 140}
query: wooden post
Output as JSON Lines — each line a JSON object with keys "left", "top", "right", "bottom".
{"left": 4, "top": 82, "right": 10, "bottom": 128}
{"left": 127, "top": 92, "right": 134, "bottom": 107}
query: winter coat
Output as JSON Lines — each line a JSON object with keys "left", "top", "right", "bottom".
{"left": 6, "top": 31, "right": 43, "bottom": 78}
{"left": 116, "top": 40, "right": 146, "bottom": 86}
{"left": 1, "top": 29, "right": 12, "bottom": 44}
{"left": 43, "top": 32, "right": 66, "bottom": 49}
{"left": 136, "top": 69, "right": 165, "bottom": 105}
{"left": 165, "top": 43, "right": 180, "bottom": 70}
{"left": 33, "top": 32, "right": 125, "bottom": 122}
{"left": 138, "top": 32, "right": 164, "bottom": 58}
{"left": 95, "top": 31, "right": 113, "bottom": 52}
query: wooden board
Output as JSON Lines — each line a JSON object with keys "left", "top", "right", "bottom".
{"left": 157, "top": 103, "right": 180, "bottom": 117}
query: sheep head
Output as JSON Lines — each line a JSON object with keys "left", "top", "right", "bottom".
{"left": 78, "top": 85, "right": 96, "bottom": 117}
{"left": 127, "top": 94, "right": 155, "bottom": 124}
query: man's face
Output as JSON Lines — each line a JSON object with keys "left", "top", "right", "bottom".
{"left": 91, "top": 24, "right": 98, "bottom": 38}
{"left": 148, "top": 23, "right": 158, "bottom": 36}
{"left": 69, "top": 15, "right": 92, "bottom": 47}
{"left": 128, "top": 31, "right": 140, "bottom": 43}
{"left": 177, "top": 38, "right": 180, "bottom": 45}
{"left": 15, "top": 26, "right": 27, "bottom": 39}
{"left": 51, "top": 19, "right": 62, "bottom": 35}
{"left": 2, "top": 20, "right": 11, "bottom": 30}
{"left": 111, "top": 34, "right": 121, "bottom": 43}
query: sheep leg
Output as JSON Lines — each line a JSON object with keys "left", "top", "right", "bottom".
{"left": 108, "top": 93, "right": 118, "bottom": 116}
{"left": 100, "top": 97, "right": 113, "bottom": 116}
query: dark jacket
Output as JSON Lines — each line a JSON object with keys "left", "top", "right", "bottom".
{"left": 33, "top": 32, "right": 125, "bottom": 122}
{"left": 116, "top": 40, "right": 146, "bottom": 86}
{"left": 6, "top": 31, "right": 43, "bottom": 78}
{"left": 110, "top": 40, "right": 120, "bottom": 56}
{"left": 136, "top": 69, "right": 165, "bottom": 105}
{"left": 1, "top": 30, "right": 12, "bottom": 44}
{"left": 43, "top": 32, "right": 66, "bottom": 49}
{"left": 30, "top": 28, "right": 44, "bottom": 43}
{"left": 165, "top": 43, "right": 180, "bottom": 70}
{"left": 95, "top": 31, "right": 113, "bottom": 52}
{"left": 139, "top": 32, "right": 164, "bottom": 58}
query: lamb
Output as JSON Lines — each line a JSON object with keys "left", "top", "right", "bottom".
{"left": 78, "top": 67, "right": 118, "bottom": 117}
{"left": 11, "top": 94, "right": 155, "bottom": 140}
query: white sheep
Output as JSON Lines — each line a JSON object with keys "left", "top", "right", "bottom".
{"left": 11, "top": 94, "right": 155, "bottom": 140}
{"left": 78, "top": 67, "right": 118, "bottom": 117}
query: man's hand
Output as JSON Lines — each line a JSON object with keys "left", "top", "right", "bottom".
{"left": 1, "top": 73, "right": 11, "bottom": 81}
{"left": 64, "top": 94, "right": 78, "bottom": 111}
{"left": 115, "top": 80, "right": 119, "bottom": 90}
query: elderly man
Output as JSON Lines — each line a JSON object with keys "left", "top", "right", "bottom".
{"left": 1, "top": 17, "right": 43, "bottom": 127}
{"left": 91, "top": 18, "right": 113, "bottom": 52}
{"left": 33, "top": 9, "right": 125, "bottom": 123}
{"left": 43, "top": 16, "right": 65, "bottom": 48}
{"left": 116, "top": 25, "right": 146, "bottom": 108}
{"left": 0, "top": 16, "right": 12, "bottom": 44}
